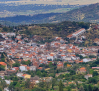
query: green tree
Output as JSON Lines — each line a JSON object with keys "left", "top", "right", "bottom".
{"left": 79, "top": 86, "right": 84, "bottom": 91}
{"left": 1, "top": 53, "right": 4, "bottom": 58}
{"left": 32, "top": 87, "right": 46, "bottom": 91}
{"left": 0, "top": 65, "right": 5, "bottom": 71}
{"left": 83, "top": 84, "right": 88, "bottom": 91}
{"left": 39, "top": 81, "right": 45, "bottom": 88}
{"left": 70, "top": 70, "right": 76, "bottom": 75}
{"left": 59, "top": 80, "right": 63, "bottom": 91}
{"left": 3, "top": 27, "right": 8, "bottom": 32}
{"left": 67, "top": 86, "right": 71, "bottom": 91}
{"left": 88, "top": 77, "right": 97, "bottom": 84}
{"left": 52, "top": 78, "right": 56, "bottom": 89}
{"left": 88, "top": 85, "right": 92, "bottom": 91}
{"left": 1, "top": 58, "right": 5, "bottom": 62}
{"left": 25, "top": 79, "right": 30, "bottom": 88}
{"left": 8, "top": 82, "right": 15, "bottom": 91}
{"left": 92, "top": 71, "right": 98, "bottom": 77}
{"left": 21, "top": 60, "right": 31, "bottom": 66}
{"left": 1, "top": 80, "right": 7, "bottom": 89}
{"left": 0, "top": 88, "right": 2, "bottom": 91}
{"left": 12, "top": 62, "right": 20, "bottom": 67}
{"left": 93, "top": 86, "right": 99, "bottom": 91}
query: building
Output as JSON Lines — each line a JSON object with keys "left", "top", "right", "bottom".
{"left": 76, "top": 67, "right": 86, "bottom": 74}
{"left": 22, "top": 74, "right": 31, "bottom": 79}
{"left": 57, "top": 61, "right": 64, "bottom": 69}
{"left": 67, "top": 28, "right": 86, "bottom": 39}
{"left": 84, "top": 74, "right": 92, "bottom": 80}
{"left": 0, "top": 62, "right": 7, "bottom": 70}
{"left": 30, "top": 66, "right": 36, "bottom": 71}
{"left": 19, "top": 65, "right": 28, "bottom": 72}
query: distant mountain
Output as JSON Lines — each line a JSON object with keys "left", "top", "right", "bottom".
{"left": 0, "top": 4, "right": 81, "bottom": 18}
{"left": 1, "top": 3, "right": 99, "bottom": 25}
{"left": 0, "top": 13, "right": 61, "bottom": 26}
{"left": 44, "top": 3, "right": 99, "bottom": 23}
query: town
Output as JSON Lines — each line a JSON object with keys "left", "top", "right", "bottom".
{"left": 0, "top": 27, "right": 99, "bottom": 91}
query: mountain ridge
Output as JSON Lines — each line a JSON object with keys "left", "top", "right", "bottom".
{"left": 45, "top": 3, "right": 99, "bottom": 23}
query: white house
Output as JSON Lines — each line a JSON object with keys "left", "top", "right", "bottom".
{"left": 30, "top": 66, "right": 36, "bottom": 71}
{"left": 6, "top": 33, "right": 16, "bottom": 37}
{"left": 5, "top": 80, "right": 11, "bottom": 85}
{"left": 84, "top": 74, "right": 92, "bottom": 80}
{"left": 19, "top": 65, "right": 27, "bottom": 72}
{"left": 65, "top": 57, "right": 72, "bottom": 61}
{"left": 72, "top": 28, "right": 86, "bottom": 37}
{"left": 16, "top": 72, "right": 23, "bottom": 77}
{"left": 47, "top": 53, "right": 56, "bottom": 61}
{"left": 83, "top": 58, "right": 91, "bottom": 62}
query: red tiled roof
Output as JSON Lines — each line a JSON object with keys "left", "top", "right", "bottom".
{"left": 0, "top": 62, "right": 7, "bottom": 66}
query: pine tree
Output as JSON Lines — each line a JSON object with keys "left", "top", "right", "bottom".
{"left": 59, "top": 80, "right": 63, "bottom": 91}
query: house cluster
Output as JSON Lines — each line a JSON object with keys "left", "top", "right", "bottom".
{"left": 0, "top": 30, "right": 99, "bottom": 91}
{"left": 0, "top": 32, "right": 99, "bottom": 81}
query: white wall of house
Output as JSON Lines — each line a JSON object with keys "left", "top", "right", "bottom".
{"left": 16, "top": 72, "right": 23, "bottom": 77}
{"left": 19, "top": 66, "right": 27, "bottom": 71}
{"left": 30, "top": 66, "right": 36, "bottom": 71}
{"left": 47, "top": 56, "right": 54, "bottom": 61}
{"left": 65, "top": 57, "right": 72, "bottom": 61}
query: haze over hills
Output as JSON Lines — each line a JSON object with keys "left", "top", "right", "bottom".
{"left": 0, "top": 0, "right": 99, "bottom": 5}
{"left": 0, "top": 3, "right": 99, "bottom": 25}
{"left": 0, "top": 4, "right": 81, "bottom": 18}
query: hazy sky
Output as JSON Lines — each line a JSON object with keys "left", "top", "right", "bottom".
{"left": 0, "top": 0, "right": 99, "bottom": 5}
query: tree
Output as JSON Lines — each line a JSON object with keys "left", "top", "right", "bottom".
{"left": 88, "top": 77, "right": 97, "bottom": 84}
{"left": 0, "top": 65, "right": 5, "bottom": 71}
{"left": 32, "top": 87, "right": 46, "bottom": 91}
{"left": 25, "top": 79, "right": 30, "bottom": 88}
{"left": 1, "top": 53, "right": 4, "bottom": 58}
{"left": 52, "top": 78, "right": 56, "bottom": 89}
{"left": 92, "top": 71, "right": 98, "bottom": 77}
{"left": 79, "top": 86, "right": 84, "bottom": 91}
{"left": 39, "top": 81, "right": 45, "bottom": 88}
{"left": 12, "top": 62, "right": 20, "bottom": 67}
{"left": 59, "top": 80, "right": 63, "bottom": 91}
{"left": 88, "top": 85, "right": 92, "bottom": 91}
{"left": 67, "top": 86, "right": 71, "bottom": 91}
{"left": 21, "top": 60, "right": 31, "bottom": 66}
{"left": 93, "top": 86, "right": 99, "bottom": 91}
{"left": 83, "top": 84, "right": 88, "bottom": 91}
{"left": 1, "top": 80, "right": 7, "bottom": 89}
{"left": 1, "top": 58, "right": 5, "bottom": 62}
{"left": 8, "top": 82, "right": 16, "bottom": 91}
{"left": 0, "top": 87, "right": 2, "bottom": 91}
{"left": 3, "top": 27, "right": 8, "bottom": 32}
{"left": 70, "top": 70, "right": 76, "bottom": 75}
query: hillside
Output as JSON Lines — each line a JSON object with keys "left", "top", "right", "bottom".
{"left": 45, "top": 3, "right": 99, "bottom": 23}
{"left": 1, "top": 21, "right": 90, "bottom": 40}
{"left": 1, "top": 20, "right": 99, "bottom": 47}
{"left": 1, "top": 3, "right": 99, "bottom": 25}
